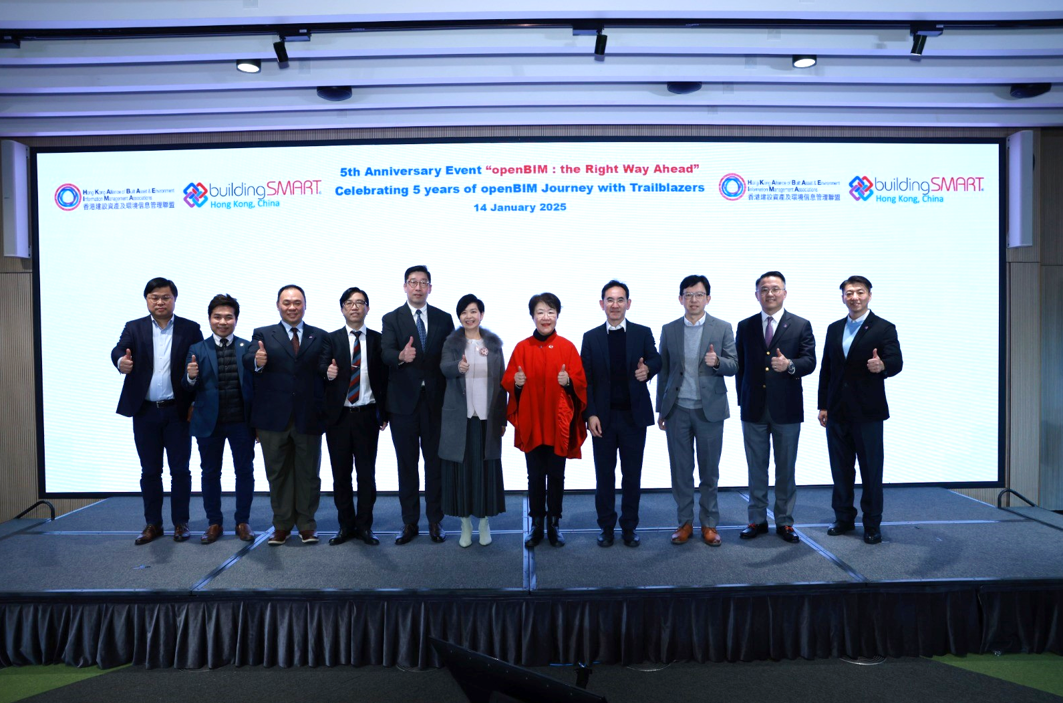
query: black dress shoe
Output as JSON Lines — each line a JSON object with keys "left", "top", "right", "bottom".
{"left": 525, "top": 517, "right": 544, "bottom": 549}
{"left": 428, "top": 522, "right": 446, "bottom": 543}
{"left": 547, "top": 517, "right": 565, "bottom": 547}
{"left": 361, "top": 529, "right": 380, "bottom": 545}
{"left": 863, "top": 528, "right": 882, "bottom": 544}
{"left": 827, "top": 521, "right": 856, "bottom": 536}
{"left": 740, "top": 522, "right": 769, "bottom": 540}
{"left": 395, "top": 523, "right": 418, "bottom": 545}
{"left": 622, "top": 532, "right": 640, "bottom": 548}
{"left": 597, "top": 530, "right": 614, "bottom": 547}
{"left": 776, "top": 525, "right": 801, "bottom": 543}
{"left": 329, "top": 528, "right": 355, "bottom": 546}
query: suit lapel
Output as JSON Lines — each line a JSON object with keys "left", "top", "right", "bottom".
{"left": 767, "top": 312, "right": 792, "bottom": 351}
{"left": 847, "top": 313, "right": 876, "bottom": 364}
{"left": 698, "top": 316, "right": 713, "bottom": 357}
{"left": 274, "top": 323, "right": 295, "bottom": 358}
{"left": 233, "top": 337, "right": 248, "bottom": 385}
{"left": 298, "top": 327, "right": 317, "bottom": 358}
{"left": 203, "top": 338, "right": 217, "bottom": 379}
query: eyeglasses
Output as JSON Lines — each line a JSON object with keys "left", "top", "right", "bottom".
{"left": 406, "top": 279, "right": 430, "bottom": 288}
{"left": 342, "top": 301, "right": 367, "bottom": 310}
{"left": 682, "top": 292, "right": 706, "bottom": 301}
{"left": 147, "top": 295, "right": 173, "bottom": 304}
{"left": 758, "top": 287, "right": 785, "bottom": 295}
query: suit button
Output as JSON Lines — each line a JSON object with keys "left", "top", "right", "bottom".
{"left": 766, "top": 351, "right": 770, "bottom": 356}
{"left": 765, "top": 367, "right": 769, "bottom": 371}
{"left": 762, "top": 385, "right": 766, "bottom": 389}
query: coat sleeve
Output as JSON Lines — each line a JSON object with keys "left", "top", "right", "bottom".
{"left": 734, "top": 320, "right": 745, "bottom": 403}
{"left": 793, "top": 320, "right": 817, "bottom": 378}
{"left": 656, "top": 325, "right": 669, "bottom": 412}
{"left": 715, "top": 322, "right": 738, "bottom": 377}
{"left": 641, "top": 327, "right": 662, "bottom": 379}
{"left": 580, "top": 332, "right": 598, "bottom": 420}
{"left": 817, "top": 329, "right": 833, "bottom": 410}
{"left": 111, "top": 321, "right": 135, "bottom": 369}
{"left": 878, "top": 323, "right": 903, "bottom": 379}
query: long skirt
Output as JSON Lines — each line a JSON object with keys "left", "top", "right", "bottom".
{"left": 441, "top": 417, "right": 505, "bottom": 518}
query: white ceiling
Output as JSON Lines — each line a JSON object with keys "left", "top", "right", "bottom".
{"left": 1, "top": 2, "right": 1062, "bottom": 135}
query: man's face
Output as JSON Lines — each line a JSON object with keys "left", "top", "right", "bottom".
{"left": 755, "top": 276, "right": 787, "bottom": 315}
{"left": 209, "top": 306, "right": 237, "bottom": 338}
{"left": 842, "top": 283, "right": 871, "bottom": 318}
{"left": 145, "top": 286, "right": 175, "bottom": 321}
{"left": 342, "top": 293, "right": 368, "bottom": 328}
{"left": 680, "top": 282, "right": 709, "bottom": 318}
{"left": 600, "top": 286, "right": 631, "bottom": 326}
{"left": 404, "top": 272, "right": 431, "bottom": 306}
{"left": 277, "top": 287, "right": 306, "bottom": 325}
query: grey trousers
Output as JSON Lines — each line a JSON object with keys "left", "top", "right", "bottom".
{"left": 258, "top": 421, "right": 322, "bottom": 532}
{"left": 665, "top": 405, "right": 723, "bottom": 528}
{"left": 742, "top": 408, "right": 801, "bottom": 526}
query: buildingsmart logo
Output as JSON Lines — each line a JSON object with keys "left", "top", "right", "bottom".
{"left": 848, "top": 176, "right": 873, "bottom": 201}
{"left": 54, "top": 184, "right": 82, "bottom": 211}
{"left": 849, "top": 174, "right": 985, "bottom": 204}
{"left": 183, "top": 182, "right": 208, "bottom": 208}
{"left": 718, "top": 173, "right": 746, "bottom": 200}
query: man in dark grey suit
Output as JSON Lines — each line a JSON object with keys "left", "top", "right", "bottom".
{"left": 657, "top": 274, "right": 737, "bottom": 547}
{"left": 735, "top": 271, "right": 816, "bottom": 544}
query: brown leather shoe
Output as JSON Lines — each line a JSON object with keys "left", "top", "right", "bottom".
{"left": 670, "top": 522, "right": 693, "bottom": 544}
{"left": 701, "top": 526, "right": 722, "bottom": 546}
{"left": 299, "top": 529, "right": 319, "bottom": 544}
{"left": 235, "top": 523, "right": 255, "bottom": 542}
{"left": 135, "top": 524, "right": 163, "bottom": 545}
{"left": 173, "top": 523, "right": 191, "bottom": 542}
{"left": 267, "top": 530, "right": 289, "bottom": 546}
{"left": 201, "top": 524, "right": 223, "bottom": 544}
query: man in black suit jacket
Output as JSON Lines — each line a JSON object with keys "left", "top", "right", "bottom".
{"left": 111, "top": 277, "right": 203, "bottom": 545}
{"left": 580, "top": 280, "right": 662, "bottom": 548}
{"left": 319, "top": 286, "right": 389, "bottom": 546}
{"left": 817, "top": 275, "right": 903, "bottom": 545}
{"left": 380, "top": 265, "right": 455, "bottom": 544}
{"left": 735, "top": 271, "right": 816, "bottom": 544}
{"left": 243, "top": 284, "right": 328, "bottom": 546}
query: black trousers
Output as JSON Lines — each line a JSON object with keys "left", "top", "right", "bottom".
{"left": 389, "top": 390, "right": 444, "bottom": 525}
{"left": 826, "top": 419, "right": 884, "bottom": 529}
{"left": 325, "top": 404, "right": 381, "bottom": 531}
{"left": 592, "top": 409, "right": 646, "bottom": 534}
{"left": 132, "top": 402, "right": 192, "bottom": 527}
{"left": 525, "top": 445, "right": 566, "bottom": 519}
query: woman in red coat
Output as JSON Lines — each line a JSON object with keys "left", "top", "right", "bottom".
{"left": 502, "top": 292, "right": 587, "bottom": 548}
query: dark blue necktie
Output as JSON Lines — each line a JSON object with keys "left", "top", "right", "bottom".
{"left": 415, "top": 309, "right": 427, "bottom": 350}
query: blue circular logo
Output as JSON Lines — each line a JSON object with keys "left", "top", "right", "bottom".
{"left": 55, "top": 184, "right": 82, "bottom": 211}
{"left": 719, "top": 173, "right": 746, "bottom": 201}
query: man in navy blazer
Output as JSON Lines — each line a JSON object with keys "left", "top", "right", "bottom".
{"left": 243, "top": 284, "right": 328, "bottom": 546}
{"left": 111, "top": 277, "right": 203, "bottom": 545}
{"left": 380, "top": 265, "right": 455, "bottom": 545}
{"left": 580, "top": 280, "right": 662, "bottom": 548}
{"left": 735, "top": 271, "right": 816, "bottom": 544}
{"left": 181, "top": 294, "right": 256, "bottom": 545}
{"left": 817, "top": 276, "right": 903, "bottom": 545}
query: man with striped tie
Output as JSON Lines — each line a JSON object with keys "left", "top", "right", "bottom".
{"left": 320, "top": 287, "right": 389, "bottom": 546}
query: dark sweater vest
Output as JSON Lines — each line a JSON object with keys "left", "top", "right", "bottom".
{"left": 216, "top": 341, "right": 244, "bottom": 425}
{"left": 607, "top": 329, "right": 631, "bottom": 411}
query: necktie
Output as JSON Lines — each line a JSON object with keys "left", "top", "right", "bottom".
{"left": 764, "top": 317, "right": 774, "bottom": 347}
{"left": 348, "top": 330, "right": 361, "bottom": 404}
{"left": 415, "top": 309, "right": 427, "bottom": 350}
{"left": 290, "top": 327, "right": 300, "bottom": 355}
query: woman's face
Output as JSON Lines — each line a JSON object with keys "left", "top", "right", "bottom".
{"left": 533, "top": 302, "right": 558, "bottom": 336}
{"left": 460, "top": 303, "right": 483, "bottom": 331}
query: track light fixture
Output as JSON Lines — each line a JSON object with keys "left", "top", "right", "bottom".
{"left": 594, "top": 29, "right": 607, "bottom": 62}
{"left": 316, "top": 86, "right": 353, "bottom": 102}
{"left": 236, "top": 59, "right": 261, "bottom": 74}
{"left": 273, "top": 40, "right": 289, "bottom": 69}
{"left": 792, "top": 55, "right": 817, "bottom": 69}
{"left": 910, "top": 24, "right": 943, "bottom": 56}
{"left": 666, "top": 82, "right": 702, "bottom": 95}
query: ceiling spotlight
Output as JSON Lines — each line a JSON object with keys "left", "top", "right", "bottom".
{"left": 594, "top": 29, "right": 607, "bottom": 62}
{"left": 910, "top": 24, "right": 943, "bottom": 56}
{"left": 666, "top": 82, "right": 702, "bottom": 95}
{"left": 273, "top": 40, "right": 290, "bottom": 69}
{"left": 236, "top": 59, "right": 261, "bottom": 74}
{"left": 792, "top": 55, "right": 817, "bottom": 69}
{"left": 316, "top": 86, "right": 353, "bottom": 102}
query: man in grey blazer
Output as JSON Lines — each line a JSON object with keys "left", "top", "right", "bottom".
{"left": 657, "top": 274, "right": 738, "bottom": 547}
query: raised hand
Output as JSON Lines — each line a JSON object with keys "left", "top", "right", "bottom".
{"left": 558, "top": 363, "right": 570, "bottom": 387}
{"left": 187, "top": 354, "right": 199, "bottom": 379}
{"left": 255, "top": 340, "right": 268, "bottom": 368}
{"left": 458, "top": 353, "right": 469, "bottom": 374}
{"left": 770, "top": 348, "right": 789, "bottom": 373}
{"left": 118, "top": 348, "right": 134, "bottom": 374}
{"left": 327, "top": 358, "right": 339, "bottom": 381}
{"left": 514, "top": 365, "right": 527, "bottom": 388}
{"left": 399, "top": 336, "right": 417, "bottom": 363}
{"left": 867, "top": 348, "right": 885, "bottom": 374}
{"left": 634, "top": 356, "right": 649, "bottom": 382}
{"left": 704, "top": 343, "right": 718, "bottom": 368}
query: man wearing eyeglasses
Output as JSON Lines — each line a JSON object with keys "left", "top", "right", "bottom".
{"left": 112, "top": 277, "right": 203, "bottom": 545}
{"left": 735, "top": 271, "right": 816, "bottom": 545}
{"left": 657, "top": 274, "right": 737, "bottom": 547}
{"left": 319, "top": 287, "right": 389, "bottom": 546}
{"left": 381, "top": 266, "right": 456, "bottom": 544}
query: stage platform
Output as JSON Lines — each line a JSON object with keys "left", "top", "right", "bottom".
{"left": 1, "top": 487, "right": 1061, "bottom": 669}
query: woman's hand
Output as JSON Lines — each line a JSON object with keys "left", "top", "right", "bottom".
{"left": 558, "top": 364, "right": 570, "bottom": 387}
{"left": 515, "top": 365, "right": 526, "bottom": 388}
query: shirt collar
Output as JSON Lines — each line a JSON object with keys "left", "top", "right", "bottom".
{"left": 683, "top": 314, "right": 706, "bottom": 328}
{"left": 761, "top": 309, "right": 784, "bottom": 325}
{"left": 281, "top": 320, "right": 304, "bottom": 334}
{"left": 408, "top": 302, "right": 427, "bottom": 317}
{"left": 212, "top": 333, "right": 234, "bottom": 345}
{"left": 606, "top": 319, "right": 627, "bottom": 332}
{"left": 150, "top": 315, "right": 174, "bottom": 331}
{"left": 847, "top": 311, "right": 870, "bottom": 326}
{"left": 346, "top": 323, "right": 365, "bottom": 335}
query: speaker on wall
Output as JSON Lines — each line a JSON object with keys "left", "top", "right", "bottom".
{"left": 2, "top": 139, "right": 30, "bottom": 258}
{"left": 1006, "top": 130, "right": 1035, "bottom": 249}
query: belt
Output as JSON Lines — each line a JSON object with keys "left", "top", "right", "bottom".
{"left": 345, "top": 403, "right": 377, "bottom": 413}
{"left": 143, "top": 399, "right": 176, "bottom": 408}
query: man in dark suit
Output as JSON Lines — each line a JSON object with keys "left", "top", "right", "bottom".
{"left": 243, "top": 284, "right": 328, "bottom": 546}
{"left": 319, "top": 287, "right": 389, "bottom": 546}
{"left": 735, "top": 271, "right": 816, "bottom": 544}
{"left": 818, "top": 275, "right": 903, "bottom": 545}
{"left": 111, "top": 277, "right": 203, "bottom": 545}
{"left": 580, "top": 280, "right": 662, "bottom": 548}
{"left": 380, "top": 265, "right": 455, "bottom": 544}
{"left": 181, "top": 294, "right": 256, "bottom": 545}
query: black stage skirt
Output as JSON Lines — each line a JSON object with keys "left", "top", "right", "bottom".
{"left": 441, "top": 417, "right": 505, "bottom": 518}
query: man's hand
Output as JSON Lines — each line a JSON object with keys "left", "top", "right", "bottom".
{"left": 514, "top": 365, "right": 526, "bottom": 388}
{"left": 326, "top": 358, "right": 338, "bottom": 381}
{"left": 118, "top": 348, "right": 134, "bottom": 374}
{"left": 657, "top": 414, "right": 667, "bottom": 431}
{"left": 558, "top": 363, "right": 570, "bottom": 387}
{"left": 255, "top": 341, "right": 268, "bottom": 368}
{"left": 818, "top": 410, "right": 828, "bottom": 428}
{"left": 771, "top": 348, "right": 789, "bottom": 373}
{"left": 458, "top": 353, "right": 469, "bottom": 374}
{"left": 867, "top": 348, "right": 885, "bottom": 374}
{"left": 399, "top": 336, "right": 417, "bottom": 363}
{"left": 704, "top": 343, "right": 718, "bottom": 368}
{"left": 634, "top": 357, "right": 649, "bottom": 382}
{"left": 187, "top": 354, "right": 199, "bottom": 379}
{"left": 587, "top": 415, "right": 603, "bottom": 438}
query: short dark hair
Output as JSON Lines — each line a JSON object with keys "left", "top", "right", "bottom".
{"left": 339, "top": 287, "right": 369, "bottom": 308}
{"left": 404, "top": 265, "right": 431, "bottom": 283}
{"left": 143, "top": 277, "right": 177, "bottom": 298}
{"left": 528, "top": 292, "right": 561, "bottom": 317}
{"left": 207, "top": 294, "right": 240, "bottom": 318}
{"left": 456, "top": 293, "right": 484, "bottom": 317}
{"left": 276, "top": 284, "right": 306, "bottom": 303}
{"left": 839, "top": 275, "right": 872, "bottom": 291}
{"left": 756, "top": 271, "right": 786, "bottom": 289}
{"left": 601, "top": 280, "right": 630, "bottom": 299}
{"left": 679, "top": 275, "right": 710, "bottom": 296}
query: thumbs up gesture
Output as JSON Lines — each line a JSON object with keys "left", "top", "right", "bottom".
{"left": 635, "top": 356, "right": 650, "bottom": 382}
{"left": 867, "top": 348, "right": 885, "bottom": 374}
{"left": 558, "top": 363, "right": 570, "bottom": 387}
{"left": 187, "top": 354, "right": 199, "bottom": 379}
{"left": 514, "top": 365, "right": 527, "bottom": 388}
{"left": 399, "top": 336, "right": 417, "bottom": 363}
{"left": 118, "top": 348, "right": 134, "bottom": 374}
{"left": 458, "top": 353, "right": 469, "bottom": 375}
{"left": 704, "top": 343, "right": 719, "bottom": 368}
{"left": 770, "top": 348, "right": 790, "bottom": 373}
{"left": 255, "top": 340, "right": 268, "bottom": 368}
{"left": 327, "top": 358, "right": 338, "bottom": 381}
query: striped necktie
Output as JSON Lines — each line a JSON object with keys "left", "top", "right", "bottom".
{"left": 347, "top": 330, "right": 361, "bottom": 404}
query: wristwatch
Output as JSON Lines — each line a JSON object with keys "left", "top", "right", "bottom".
{"left": 787, "top": 361, "right": 796, "bottom": 375}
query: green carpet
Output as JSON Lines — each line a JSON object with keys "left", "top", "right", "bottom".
{"left": 0, "top": 664, "right": 125, "bottom": 703}
{"left": 935, "top": 654, "right": 1063, "bottom": 697}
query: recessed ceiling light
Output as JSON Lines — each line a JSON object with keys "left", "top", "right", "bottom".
{"left": 792, "top": 55, "right": 817, "bottom": 69}
{"left": 236, "top": 59, "right": 261, "bottom": 74}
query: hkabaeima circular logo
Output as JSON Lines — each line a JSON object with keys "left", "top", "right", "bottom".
{"left": 54, "top": 184, "right": 82, "bottom": 211}
{"left": 718, "top": 173, "right": 746, "bottom": 201}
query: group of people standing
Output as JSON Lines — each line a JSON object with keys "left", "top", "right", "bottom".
{"left": 112, "top": 267, "right": 902, "bottom": 551}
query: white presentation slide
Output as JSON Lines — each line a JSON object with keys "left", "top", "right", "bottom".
{"left": 35, "top": 139, "right": 1001, "bottom": 495}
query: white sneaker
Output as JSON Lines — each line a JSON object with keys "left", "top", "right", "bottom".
{"left": 459, "top": 516, "right": 473, "bottom": 548}
{"left": 479, "top": 517, "right": 492, "bottom": 546}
